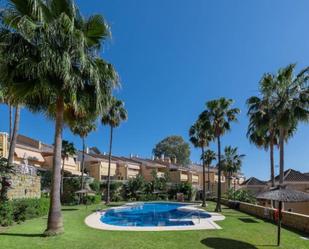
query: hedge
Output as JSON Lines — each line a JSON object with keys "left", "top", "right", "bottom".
{"left": 0, "top": 197, "right": 49, "bottom": 226}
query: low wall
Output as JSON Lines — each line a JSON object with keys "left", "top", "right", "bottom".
{"left": 221, "top": 199, "right": 309, "bottom": 234}
{"left": 7, "top": 174, "right": 41, "bottom": 199}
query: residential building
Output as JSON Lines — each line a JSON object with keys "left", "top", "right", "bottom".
{"left": 0, "top": 132, "right": 81, "bottom": 176}
{"left": 271, "top": 169, "right": 309, "bottom": 215}
{"left": 244, "top": 169, "right": 309, "bottom": 215}
{"left": 168, "top": 164, "right": 199, "bottom": 186}
{"left": 239, "top": 177, "right": 267, "bottom": 196}
{"left": 130, "top": 157, "right": 167, "bottom": 181}
{"left": 83, "top": 152, "right": 118, "bottom": 181}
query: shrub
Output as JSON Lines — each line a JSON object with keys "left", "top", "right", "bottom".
{"left": 12, "top": 198, "right": 49, "bottom": 223}
{"left": 100, "top": 181, "right": 124, "bottom": 202}
{"left": 89, "top": 179, "right": 100, "bottom": 193}
{"left": 0, "top": 198, "right": 49, "bottom": 226}
{"left": 168, "top": 182, "right": 193, "bottom": 201}
{"left": 62, "top": 177, "right": 81, "bottom": 205}
{"left": 225, "top": 188, "right": 256, "bottom": 204}
{"left": 85, "top": 194, "right": 101, "bottom": 205}
{"left": 123, "top": 175, "right": 145, "bottom": 200}
{"left": 0, "top": 201, "right": 13, "bottom": 226}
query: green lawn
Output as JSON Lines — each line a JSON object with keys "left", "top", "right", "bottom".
{"left": 0, "top": 202, "right": 308, "bottom": 249}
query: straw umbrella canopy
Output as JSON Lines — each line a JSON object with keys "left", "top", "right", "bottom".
{"left": 75, "top": 189, "right": 97, "bottom": 208}
{"left": 75, "top": 189, "right": 96, "bottom": 195}
{"left": 257, "top": 186, "right": 309, "bottom": 246}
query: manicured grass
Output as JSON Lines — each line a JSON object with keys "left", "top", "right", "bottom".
{"left": 0, "top": 201, "right": 308, "bottom": 249}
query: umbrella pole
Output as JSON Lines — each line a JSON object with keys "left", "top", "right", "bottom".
{"left": 277, "top": 201, "right": 282, "bottom": 246}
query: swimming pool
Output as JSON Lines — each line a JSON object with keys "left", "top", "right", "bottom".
{"left": 100, "top": 202, "right": 211, "bottom": 227}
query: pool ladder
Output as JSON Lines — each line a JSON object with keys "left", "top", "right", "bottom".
{"left": 175, "top": 209, "right": 201, "bottom": 224}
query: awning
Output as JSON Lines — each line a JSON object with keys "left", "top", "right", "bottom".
{"left": 15, "top": 147, "right": 45, "bottom": 162}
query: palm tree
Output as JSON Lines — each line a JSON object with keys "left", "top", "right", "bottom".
{"left": 221, "top": 146, "right": 245, "bottom": 189}
{"left": 0, "top": 0, "right": 118, "bottom": 235}
{"left": 70, "top": 120, "right": 96, "bottom": 193}
{"left": 0, "top": 84, "right": 19, "bottom": 164}
{"left": 201, "top": 149, "right": 216, "bottom": 192}
{"left": 247, "top": 92, "right": 277, "bottom": 187}
{"left": 251, "top": 65, "right": 309, "bottom": 186}
{"left": 189, "top": 119, "right": 213, "bottom": 207}
{"left": 199, "top": 98, "right": 240, "bottom": 212}
{"left": 101, "top": 98, "right": 128, "bottom": 204}
{"left": 60, "top": 140, "right": 76, "bottom": 195}
{"left": 268, "top": 64, "right": 309, "bottom": 185}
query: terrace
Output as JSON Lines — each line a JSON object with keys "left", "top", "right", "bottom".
{"left": 0, "top": 201, "right": 308, "bottom": 249}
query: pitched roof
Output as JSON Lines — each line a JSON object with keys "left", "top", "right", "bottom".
{"left": 274, "top": 169, "right": 309, "bottom": 182}
{"left": 129, "top": 157, "right": 166, "bottom": 168}
{"left": 241, "top": 177, "right": 266, "bottom": 186}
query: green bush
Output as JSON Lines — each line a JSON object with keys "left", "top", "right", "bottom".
{"left": 89, "top": 179, "right": 100, "bottom": 193}
{"left": 12, "top": 198, "right": 49, "bottom": 223}
{"left": 85, "top": 194, "right": 101, "bottom": 205}
{"left": 0, "top": 201, "right": 13, "bottom": 226}
{"left": 101, "top": 181, "right": 124, "bottom": 202}
{"left": 225, "top": 188, "right": 256, "bottom": 204}
{"left": 168, "top": 182, "right": 193, "bottom": 201}
{"left": 0, "top": 198, "right": 49, "bottom": 226}
{"left": 62, "top": 177, "right": 81, "bottom": 205}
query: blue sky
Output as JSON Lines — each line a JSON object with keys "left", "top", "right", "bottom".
{"left": 1, "top": 0, "right": 309, "bottom": 180}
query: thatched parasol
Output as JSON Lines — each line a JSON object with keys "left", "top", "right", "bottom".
{"left": 75, "top": 189, "right": 96, "bottom": 195}
{"left": 257, "top": 186, "right": 309, "bottom": 246}
{"left": 75, "top": 189, "right": 96, "bottom": 208}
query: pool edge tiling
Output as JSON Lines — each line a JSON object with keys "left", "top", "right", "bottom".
{"left": 84, "top": 203, "right": 225, "bottom": 231}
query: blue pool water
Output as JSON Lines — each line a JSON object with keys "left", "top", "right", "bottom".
{"left": 100, "top": 202, "right": 211, "bottom": 227}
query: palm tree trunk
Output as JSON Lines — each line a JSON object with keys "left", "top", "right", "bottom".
{"left": 207, "top": 163, "right": 210, "bottom": 193}
{"left": 201, "top": 146, "right": 206, "bottom": 207}
{"left": 9, "top": 104, "right": 13, "bottom": 142}
{"left": 279, "top": 128, "right": 285, "bottom": 186}
{"left": 106, "top": 126, "right": 113, "bottom": 205}
{"left": 44, "top": 97, "right": 64, "bottom": 236}
{"left": 215, "top": 135, "right": 222, "bottom": 212}
{"left": 228, "top": 172, "right": 231, "bottom": 189}
{"left": 270, "top": 132, "right": 275, "bottom": 187}
{"left": 80, "top": 137, "right": 86, "bottom": 204}
{"left": 8, "top": 105, "right": 20, "bottom": 165}
{"left": 60, "top": 157, "right": 65, "bottom": 196}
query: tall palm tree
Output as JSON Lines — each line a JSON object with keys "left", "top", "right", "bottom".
{"left": 189, "top": 119, "right": 213, "bottom": 207}
{"left": 7, "top": 106, "right": 20, "bottom": 164}
{"left": 266, "top": 64, "right": 309, "bottom": 185}
{"left": 0, "top": 0, "right": 118, "bottom": 235}
{"left": 199, "top": 98, "right": 240, "bottom": 212}
{"left": 101, "top": 98, "right": 128, "bottom": 204}
{"left": 251, "top": 65, "right": 309, "bottom": 186}
{"left": 201, "top": 149, "right": 216, "bottom": 192}
{"left": 70, "top": 120, "right": 96, "bottom": 193}
{"left": 221, "top": 146, "right": 245, "bottom": 189}
{"left": 60, "top": 140, "right": 76, "bottom": 195}
{"left": 247, "top": 92, "right": 277, "bottom": 187}
{"left": 0, "top": 84, "right": 19, "bottom": 163}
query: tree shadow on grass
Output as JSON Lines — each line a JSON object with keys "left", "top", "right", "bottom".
{"left": 201, "top": 238, "right": 258, "bottom": 249}
{"left": 0, "top": 233, "right": 44, "bottom": 238}
{"left": 61, "top": 208, "right": 79, "bottom": 211}
{"left": 238, "top": 218, "right": 259, "bottom": 223}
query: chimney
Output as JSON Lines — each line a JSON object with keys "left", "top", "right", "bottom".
{"left": 161, "top": 154, "right": 165, "bottom": 161}
{"left": 151, "top": 155, "right": 155, "bottom": 160}
{"left": 130, "top": 153, "right": 133, "bottom": 158}
{"left": 172, "top": 157, "right": 177, "bottom": 164}
{"left": 86, "top": 147, "right": 89, "bottom": 154}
